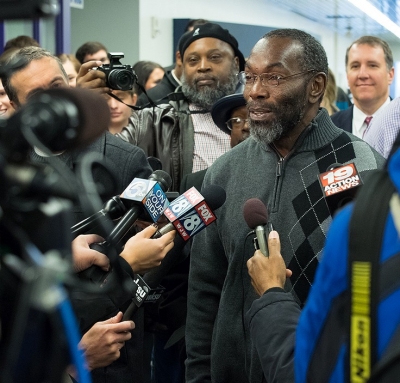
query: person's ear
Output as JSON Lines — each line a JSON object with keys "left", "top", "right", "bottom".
{"left": 10, "top": 100, "right": 18, "bottom": 110}
{"left": 309, "top": 72, "right": 327, "bottom": 104}
{"left": 175, "top": 51, "right": 182, "bottom": 66}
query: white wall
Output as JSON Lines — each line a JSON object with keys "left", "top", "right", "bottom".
{"left": 137, "top": 0, "right": 354, "bottom": 89}
{"left": 70, "top": 0, "right": 139, "bottom": 65}
{"left": 69, "top": 0, "right": 400, "bottom": 91}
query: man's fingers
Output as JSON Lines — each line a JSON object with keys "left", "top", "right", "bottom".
{"left": 78, "top": 60, "right": 103, "bottom": 74}
{"left": 92, "top": 252, "right": 110, "bottom": 271}
{"left": 268, "top": 230, "right": 281, "bottom": 254}
{"left": 84, "top": 234, "right": 105, "bottom": 245}
{"left": 103, "top": 311, "right": 123, "bottom": 324}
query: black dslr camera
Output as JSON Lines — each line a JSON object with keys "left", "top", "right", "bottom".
{"left": 97, "top": 52, "right": 137, "bottom": 91}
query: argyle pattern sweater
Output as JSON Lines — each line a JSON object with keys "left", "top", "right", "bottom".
{"left": 185, "top": 108, "right": 385, "bottom": 383}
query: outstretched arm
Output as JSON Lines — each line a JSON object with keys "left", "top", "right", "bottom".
{"left": 246, "top": 231, "right": 298, "bottom": 383}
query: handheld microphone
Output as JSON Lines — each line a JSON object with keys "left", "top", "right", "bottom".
{"left": 318, "top": 162, "right": 363, "bottom": 216}
{"left": 0, "top": 87, "right": 109, "bottom": 163}
{"left": 78, "top": 170, "right": 172, "bottom": 284}
{"left": 243, "top": 198, "right": 269, "bottom": 257}
{"left": 71, "top": 172, "right": 178, "bottom": 238}
{"left": 151, "top": 184, "right": 226, "bottom": 240}
{"left": 123, "top": 184, "right": 227, "bottom": 320}
{"left": 71, "top": 196, "right": 127, "bottom": 237}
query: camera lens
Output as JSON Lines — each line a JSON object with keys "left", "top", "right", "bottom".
{"left": 108, "top": 69, "right": 135, "bottom": 91}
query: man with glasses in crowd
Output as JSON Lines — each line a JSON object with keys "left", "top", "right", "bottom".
{"left": 185, "top": 28, "right": 384, "bottom": 383}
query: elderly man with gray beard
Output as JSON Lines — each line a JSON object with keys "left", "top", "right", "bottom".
{"left": 185, "top": 28, "right": 385, "bottom": 383}
{"left": 117, "top": 22, "right": 245, "bottom": 192}
{"left": 114, "top": 22, "right": 245, "bottom": 383}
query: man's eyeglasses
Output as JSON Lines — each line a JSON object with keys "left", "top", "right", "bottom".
{"left": 238, "top": 69, "right": 316, "bottom": 87}
{"left": 226, "top": 117, "right": 249, "bottom": 130}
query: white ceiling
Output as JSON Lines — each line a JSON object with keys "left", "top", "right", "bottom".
{"left": 271, "top": 0, "right": 400, "bottom": 45}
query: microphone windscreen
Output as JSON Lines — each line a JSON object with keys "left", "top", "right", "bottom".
{"left": 147, "top": 156, "right": 163, "bottom": 171}
{"left": 150, "top": 170, "right": 172, "bottom": 191}
{"left": 201, "top": 184, "right": 226, "bottom": 210}
{"left": 243, "top": 198, "right": 268, "bottom": 229}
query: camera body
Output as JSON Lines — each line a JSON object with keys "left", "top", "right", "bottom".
{"left": 97, "top": 52, "right": 137, "bottom": 91}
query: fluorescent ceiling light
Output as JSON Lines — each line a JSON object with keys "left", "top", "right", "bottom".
{"left": 348, "top": 0, "right": 400, "bottom": 38}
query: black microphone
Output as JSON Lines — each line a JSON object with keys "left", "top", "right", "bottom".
{"left": 70, "top": 167, "right": 174, "bottom": 237}
{"left": 0, "top": 87, "right": 109, "bottom": 163}
{"left": 78, "top": 170, "right": 172, "bottom": 284}
{"left": 243, "top": 198, "right": 269, "bottom": 257}
{"left": 123, "top": 184, "right": 227, "bottom": 320}
{"left": 318, "top": 162, "right": 363, "bottom": 216}
{"left": 147, "top": 156, "right": 163, "bottom": 171}
{"left": 71, "top": 196, "right": 127, "bottom": 237}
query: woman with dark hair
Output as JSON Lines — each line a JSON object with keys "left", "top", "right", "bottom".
{"left": 132, "top": 60, "right": 165, "bottom": 95}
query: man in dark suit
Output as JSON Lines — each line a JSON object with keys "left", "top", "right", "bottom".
{"left": 331, "top": 36, "right": 394, "bottom": 138}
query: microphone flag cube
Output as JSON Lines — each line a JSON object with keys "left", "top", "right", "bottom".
{"left": 163, "top": 187, "right": 216, "bottom": 241}
{"left": 120, "top": 178, "right": 169, "bottom": 222}
{"left": 319, "top": 163, "right": 362, "bottom": 197}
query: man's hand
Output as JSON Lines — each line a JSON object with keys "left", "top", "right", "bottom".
{"left": 71, "top": 234, "right": 109, "bottom": 273}
{"left": 76, "top": 60, "right": 110, "bottom": 94}
{"left": 247, "top": 230, "right": 292, "bottom": 296}
{"left": 120, "top": 225, "right": 176, "bottom": 274}
{"left": 79, "top": 311, "right": 135, "bottom": 371}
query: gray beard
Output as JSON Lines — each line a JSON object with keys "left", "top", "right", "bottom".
{"left": 181, "top": 70, "right": 238, "bottom": 110}
{"left": 249, "top": 88, "right": 308, "bottom": 146}
{"left": 250, "top": 120, "right": 287, "bottom": 145}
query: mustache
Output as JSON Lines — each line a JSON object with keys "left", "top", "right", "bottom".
{"left": 247, "top": 101, "right": 279, "bottom": 114}
{"left": 194, "top": 75, "right": 217, "bottom": 84}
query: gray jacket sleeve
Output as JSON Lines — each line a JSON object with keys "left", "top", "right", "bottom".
{"left": 246, "top": 289, "right": 300, "bottom": 383}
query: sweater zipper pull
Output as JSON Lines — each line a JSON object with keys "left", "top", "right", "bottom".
{"left": 276, "top": 157, "right": 283, "bottom": 177}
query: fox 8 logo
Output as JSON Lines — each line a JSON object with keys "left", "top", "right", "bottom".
{"left": 181, "top": 210, "right": 204, "bottom": 235}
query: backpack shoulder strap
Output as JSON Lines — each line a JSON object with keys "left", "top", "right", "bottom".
{"left": 348, "top": 169, "right": 395, "bottom": 382}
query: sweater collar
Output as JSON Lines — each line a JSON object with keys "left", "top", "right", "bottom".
{"left": 298, "top": 107, "right": 343, "bottom": 152}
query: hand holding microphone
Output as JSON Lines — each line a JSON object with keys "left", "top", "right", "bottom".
{"left": 247, "top": 230, "right": 292, "bottom": 296}
{"left": 71, "top": 234, "right": 110, "bottom": 273}
{"left": 77, "top": 170, "right": 172, "bottom": 284}
{"left": 120, "top": 224, "right": 175, "bottom": 274}
{"left": 122, "top": 184, "right": 226, "bottom": 320}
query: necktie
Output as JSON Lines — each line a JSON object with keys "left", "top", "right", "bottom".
{"left": 364, "top": 116, "right": 373, "bottom": 127}
{"left": 362, "top": 116, "right": 373, "bottom": 138}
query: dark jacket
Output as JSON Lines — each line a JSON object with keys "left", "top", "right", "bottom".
{"left": 31, "top": 131, "right": 153, "bottom": 383}
{"left": 117, "top": 89, "right": 195, "bottom": 192}
{"left": 180, "top": 169, "right": 207, "bottom": 193}
{"left": 246, "top": 289, "right": 299, "bottom": 383}
{"left": 330, "top": 105, "right": 353, "bottom": 133}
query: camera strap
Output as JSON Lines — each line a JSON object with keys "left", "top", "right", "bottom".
{"left": 108, "top": 89, "right": 209, "bottom": 115}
